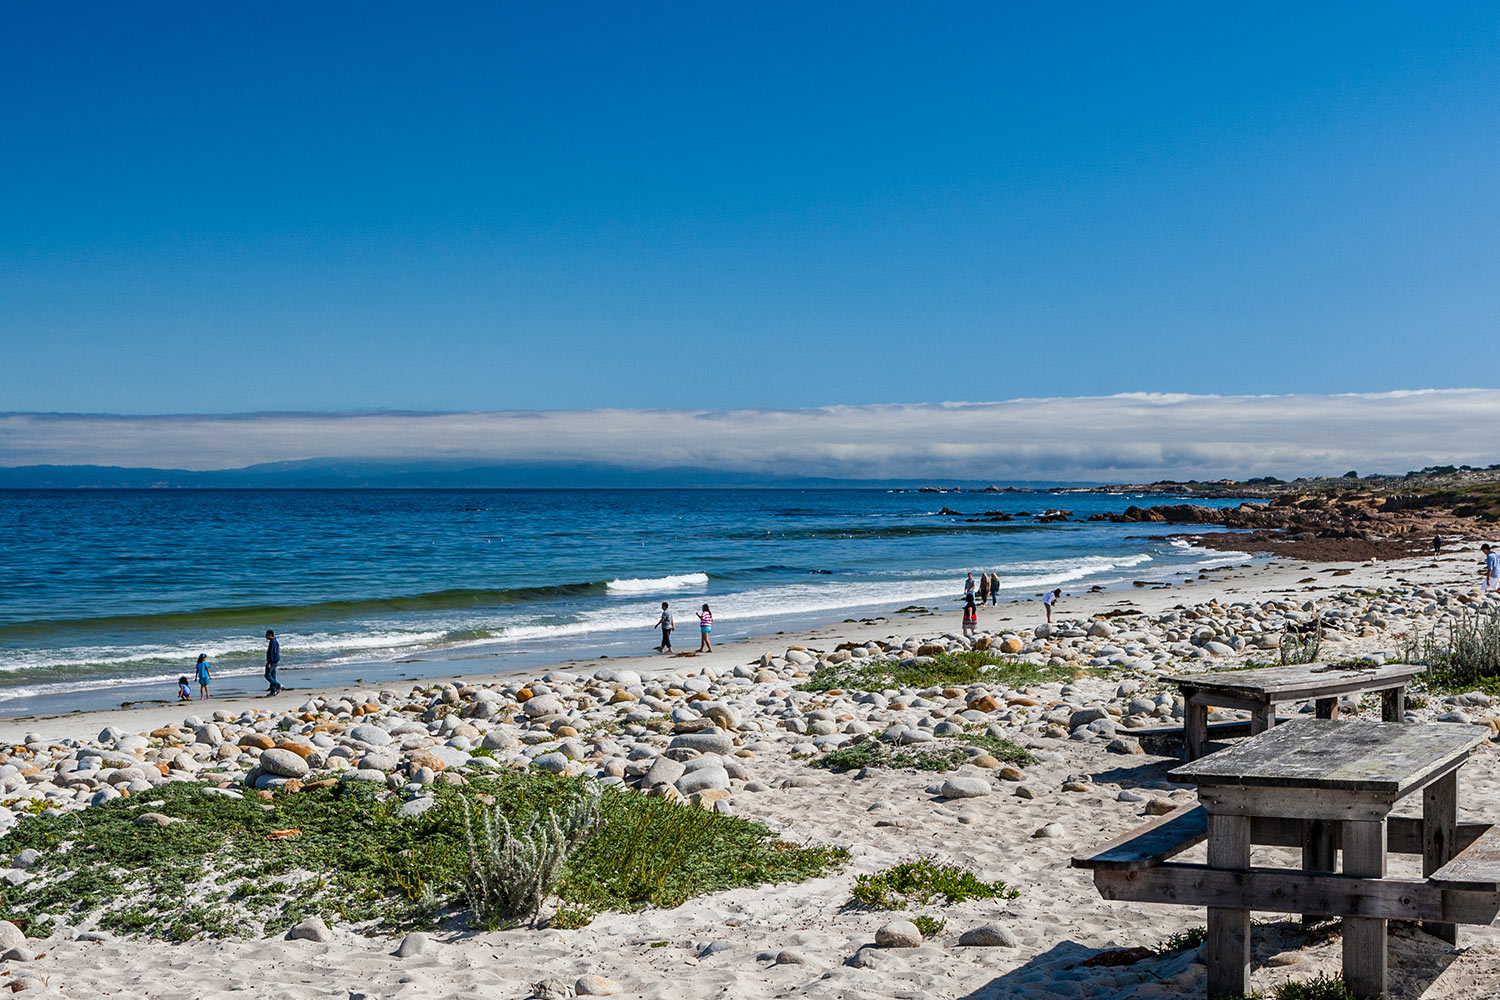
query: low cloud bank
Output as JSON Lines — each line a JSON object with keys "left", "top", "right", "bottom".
{"left": 3, "top": 390, "right": 1498, "bottom": 482}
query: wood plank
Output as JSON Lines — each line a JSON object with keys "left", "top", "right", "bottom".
{"left": 1423, "top": 772, "right": 1460, "bottom": 944}
{"left": 1428, "top": 821, "right": 1500, "bottom": 892}
{"left": 1170, "top": 720, "right": 1485, "bottom": 794}
{"left": 1184, "top": 700, "right": 1209, "bottom": 762}
{"left": 1093, "top": 865, "right": 1500, "bottom": 925}
{"left": 1343, "top": 819, "right": 1388, "bottom": 1000}
{"left": 1071, "top": 804, "right": 1208, "bottom": 871}
{"left": 1206, "top": 813, "right": 1251, "bottom": 1000}
{"left": 1200, "top": 784, "right": 1397, "bottom": 822}
{"left": 1246, "top": 814, "right": 1485, "bottom": 854}
{"left": 1165, "top": 663, "right": 1424, "bottom": 699}
{"left": 1315, "top": 697, "right": 1338, "bottom": 720}
{"left": 1302, "top": 818, "right": 1337, "bottom": 924}
{"left": 1383, "top": 685, "right": 1406, "bottom": 722}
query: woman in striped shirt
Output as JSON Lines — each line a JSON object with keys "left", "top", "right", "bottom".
{"left": 698, "top": 604, "right": 713, "bottom": 652}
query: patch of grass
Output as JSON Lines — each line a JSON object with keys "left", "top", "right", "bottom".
{"left": 850, "top": 858, "right": 1018, "bottom": 910}
{"left": 911, "top": 914, "right": 945, "bottom": 937}
{"left": 1214, "top": 973, "right": 1358, "bottom": 1000}
{"left": 1401, "top": 604, "right": 1500, "bottom": 693}
{"left": 796, "top": 650, "right": 1076, "bottom": 694}
{"left": 0, "top": 773, "right": 847, "bottom": 940}
{"left": 810, "top": 731, "right": 1037, "bottom": 773}
{"left": 1159, "top": 925, "right": 1206, "bottom": 954}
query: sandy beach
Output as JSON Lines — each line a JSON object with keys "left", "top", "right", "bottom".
{"left": 3, "top": 545, "right": 1500, "bottom": 1000}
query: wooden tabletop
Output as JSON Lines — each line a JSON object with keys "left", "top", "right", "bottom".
{"left": 1169, "top": 720, "right": 1487, "bottom": 793}
{"left": 1165, "top": 662, "right": 1424, "bottom": 698}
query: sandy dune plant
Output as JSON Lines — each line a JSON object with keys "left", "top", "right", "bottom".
{"left": 462, "top": 781, "right": 601, "bottom": 927}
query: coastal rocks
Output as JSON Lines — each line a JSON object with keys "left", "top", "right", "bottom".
{"left": 394, "top": 931, "right": 431, "bottom": 957}
{"left": 875, "top": 920, "right": 924, "bottom": 948}
{"left": 675, "top": 766, "right": 730, "bottom": 796}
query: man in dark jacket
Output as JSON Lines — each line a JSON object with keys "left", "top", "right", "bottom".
{"left": 265, "top": 630, "right": 282, "bottom": 695}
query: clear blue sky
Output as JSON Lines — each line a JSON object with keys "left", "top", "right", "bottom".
{"left": 3, "top": 2, "right": 1498, "bottom": 415}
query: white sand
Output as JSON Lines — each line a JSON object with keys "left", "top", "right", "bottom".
{"left": 6, "top": 546, "right": 1500, "bottom": 999}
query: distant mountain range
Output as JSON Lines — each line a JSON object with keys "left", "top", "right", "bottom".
{"left": 0, "top": 460, "right": 1090, "bottom": 490}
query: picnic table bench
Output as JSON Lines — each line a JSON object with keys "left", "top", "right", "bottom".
{"left": 1166, "top": 662, "right": 1425, "bottom": 760}
{"left": 1073, "top": 720, "right": 1498, "bottom": 1000}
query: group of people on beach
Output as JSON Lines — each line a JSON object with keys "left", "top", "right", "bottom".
{"left": 652, "top": 602, "right": 713, "bottom": 654}
{"left": 177, "top": 630, "right": 283, "bottom": 701}
{"left": 959, "top": 571, "right": 1064, "bottom": 637}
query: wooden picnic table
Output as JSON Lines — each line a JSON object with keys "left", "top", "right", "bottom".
{"left": 1075, "top": 720, "right": 1497, "bottom": 1000}
{"left": 1167, "top": 662, "right": 1425, "bottom": 760}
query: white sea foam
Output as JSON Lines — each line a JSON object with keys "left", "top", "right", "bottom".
{"left": 605, "top": 572, "right": 709, "bottom": 593}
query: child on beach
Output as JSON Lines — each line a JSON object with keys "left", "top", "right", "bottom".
{"left": 698, "top": 603, "right": 713, "bottom": 652}
{"left": 962, "top": 597, "right": 978, "bottom": 637}
{"left": 195, "top": 654, "right": 213, "bottom": 699}
{"left": 177, "top": 676, "right": 192, "bottom": 702}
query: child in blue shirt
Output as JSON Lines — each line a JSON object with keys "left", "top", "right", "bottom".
{"left": 195, "top": 654, "right": 213, "bottom": 700}
{"left": 177, "top": 676, "right": 191, "bottom": 702}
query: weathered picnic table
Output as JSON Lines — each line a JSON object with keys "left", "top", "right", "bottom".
{"left": 1167, "top": 662, "right": 1425, "bottom": 760}
{"left": 1073, "top": 720, "right": 1499, "bottom": 1000}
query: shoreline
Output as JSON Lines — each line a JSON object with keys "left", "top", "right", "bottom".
{"left": 2, "top": 542, "right": 1484, "bottom": 745}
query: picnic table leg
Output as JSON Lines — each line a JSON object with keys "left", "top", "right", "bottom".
{"left": 1422, "top": 771, "right": 1459, "bottom": 945}
{"left": 1382, "top": 685, "right": 1406, "bottom": 722}
{"left": 1185, "top": 696, "right": 1209, "bottom": 760}
{"left": 1250, "top": 702, "right": 1276, "bottom": 736}
{"left": 1314, "top": 697, "right": 1338, "bottom": 720}
{"left": 1206, "top": 813, "right": 1251, "bottom": 999}
{"left": 1342, "top": 819, "right": 1388, "bottom": 1000}
{"left": 1300, "top": 819, "right": 1337, "bottom": 925}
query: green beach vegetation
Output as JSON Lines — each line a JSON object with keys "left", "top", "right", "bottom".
{"left": 795, "top": 649, "right": 1077, "bottom": 694}
{"left": 0, "top": 773, "right": 847, "bottom": 939}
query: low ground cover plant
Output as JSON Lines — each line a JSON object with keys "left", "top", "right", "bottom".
{"left": 0, "top": 772, "right": 847, "bottom": 939}
{"left": 811, "top": 731, "right": 1037, "bottom": 773}
{"left": 850, "top": 858, "right": 1018, "bottom": 910}
{"left": 796, "top": 650, "right": 1077, "bottom": 694}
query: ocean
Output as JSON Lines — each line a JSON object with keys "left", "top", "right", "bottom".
{"left": 0, "top": 488, "right": 1255, "bottom": 716}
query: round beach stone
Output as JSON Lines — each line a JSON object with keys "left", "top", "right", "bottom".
{"left": 958, "top": 923, "right": 1017, "bottom": 947}
{"left": 875, "top": 920, "right": 923, "bottom": 948}
{"left": 668, "top": 731, "right": 734, "bottom": 755}
{"left": 523, "top": 694, "right": 564, "bottom": 718}
{"left": 259, "top": 748, "right": 311, "bottom": 779}
{"left": 940, "top": 777, "right": 991, "bottom": 799}
{"left": 0, "top": 920, "right": 24, "bottom": 951}
{"left": 574, "top": 974, "right": 621, "bottom": 996}
{"left": 675, "top": 766, "right": 730, "bottom": 795}
{"left": 348, "top": 724, "right": 392, "bottom": 747}
{"left": 532, "top": 752, "right": 570, "bottom": 774}
{"left": 286, "top": 916, "right": 331, "bottom": 942}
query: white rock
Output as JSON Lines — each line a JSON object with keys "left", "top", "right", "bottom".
{"left": 286, "top": 916, "right": 331, "bottom": 942}
{"left": 940, "top": 777, "right": 991, "bottom": 799}
{"left": 875, "top": 920, "right": 923, "bottom": 948}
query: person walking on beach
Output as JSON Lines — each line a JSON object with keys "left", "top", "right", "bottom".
{"left": 962, "top": 596, "right": 978, "bottom": 638}
{"left": 964, "top": 573, "right": 976, "bottom": 603}
{"left": 697, "top": 603, "right": 713, "bottom": 652}
{"left": 988, "top": 571, "right": 999, "bottom": 605}
{"left": 653, "top": 602, "right": 674, "bottom": 653}
{"left": 976, "top": 572, "right": 990, "bottom": 606}
{"left": 1484, "top": 544, "right": 1499, "bottom": 592}
{"left": 264, "top": 630, "right": 282, "bottom": 695}
{"left": 1434, "top": 534, "right": 1444, "bottom": 555}
{"left": 195, "top": 653, "right": 213, "bottom": 700}
{"left": 1043, "top": 588, "right": 1062, "bottom": 623}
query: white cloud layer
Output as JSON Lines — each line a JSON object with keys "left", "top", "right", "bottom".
{"left": 3, "top": 390, "right": 1499, "bottom": 481}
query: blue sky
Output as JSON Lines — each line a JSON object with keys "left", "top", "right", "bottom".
{"left": 3, "top": 2, "right": 1499, "bottom": 418}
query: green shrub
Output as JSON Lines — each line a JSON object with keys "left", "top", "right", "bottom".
{"left": 911, "top": 914, "right": 945, "bottom": 937}
{"left": 1280, "top": 622, "right": 1322, "bottom": 665}
{"left": 1404, "top": 604, "right": 1500, "bottom": 693}
{"left": 850, "top": 858, "right": 1018, "bottom": 910}
{"left": 463, "top": 781, "right": 600, "bottom": 927}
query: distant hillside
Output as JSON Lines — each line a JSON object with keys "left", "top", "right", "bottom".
{"left": 0, "top": 461, "right": 1082, "bottom": 491}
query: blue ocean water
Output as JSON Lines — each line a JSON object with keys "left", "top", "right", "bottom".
{"left": 0, "top": 489, "right": 1255, "bottom": 715}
